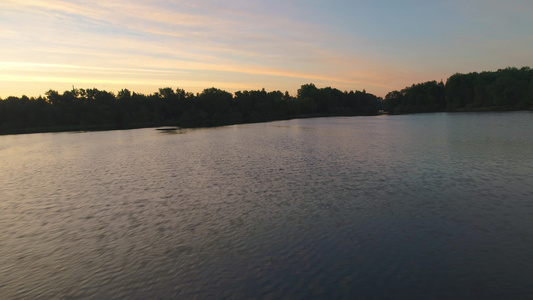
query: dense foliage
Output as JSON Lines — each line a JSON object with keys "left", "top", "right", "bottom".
{"left": 384, "top": 67, "right": 533, "bottom": 114}
{"left": 0, "top": 84, "right": 380, "bottom": 134}
{"left": 2, "top": 67, "right": 532, "bottom": 134}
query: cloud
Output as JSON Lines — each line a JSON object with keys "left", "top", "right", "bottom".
{"left": 2, "top": 0, "right": 373, "bottom": 89}
{"left": 2, "top": 0, "right": 531, "bottom": 98}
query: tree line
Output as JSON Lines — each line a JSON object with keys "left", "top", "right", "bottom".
{"left": 1, "top": 67, "right": 532, "bottom": 134}
{"left": 0, "top": 83, "right": 380, "bottom": 134}
{"left": 383, "top": 67, "right": 533, "bottom": 114}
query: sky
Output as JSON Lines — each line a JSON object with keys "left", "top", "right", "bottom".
{"left": 1, "top": 0, "right": 532, "bottom": 98}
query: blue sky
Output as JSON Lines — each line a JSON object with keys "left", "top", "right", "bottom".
{"left": 1, "top": 0, "right": 532, "bottom": 98}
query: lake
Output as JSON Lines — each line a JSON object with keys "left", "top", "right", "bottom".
{"left": 1, "top": 112, "right": 533, "bottom": 299}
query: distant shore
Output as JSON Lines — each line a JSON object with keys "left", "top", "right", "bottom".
{"left": 2, "top": 109, "right": 532, "bottom": 136}
{"left": 0, "top": 112, "right": 374, "bottom": 136}
{"left": 1, "top": 67, "right": 531, "bottom": 135}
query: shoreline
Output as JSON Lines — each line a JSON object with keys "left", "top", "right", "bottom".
{"left": 0, "top": 112, "right": 374, "bottom": 136}
{"left": 1, "top": 109, "right": 530, "bottom": 136}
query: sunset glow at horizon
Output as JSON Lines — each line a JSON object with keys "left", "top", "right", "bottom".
{"left": 1, "top": 0, "right": 532, "bottom": 98}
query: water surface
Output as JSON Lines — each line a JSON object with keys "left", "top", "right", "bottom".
{"left": 1, "top": 112, "right": 533, "bottom": 299}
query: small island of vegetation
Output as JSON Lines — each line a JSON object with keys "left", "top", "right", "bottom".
{"left": 1, "top": 67, "right": 532, "bottom": 135}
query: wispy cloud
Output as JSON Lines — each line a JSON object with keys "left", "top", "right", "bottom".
{"left": 1, "top": 0, "right": 532, "bottom": 97}
{"left": 1, "top": 0, "right": 377, "bottom": 94}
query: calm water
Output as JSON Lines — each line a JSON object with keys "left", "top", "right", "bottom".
{"left": 1, "top": 112, "right": 533, "bottom": 299}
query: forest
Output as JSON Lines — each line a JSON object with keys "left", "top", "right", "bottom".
{"left": 0, "top": 84, "right": 379, "bottom": 134}
{"left": 383, "top": 67, "right": 533, "bottom": 114}
{"left": 1, "top": 67, "right": 532, "bottom": 134}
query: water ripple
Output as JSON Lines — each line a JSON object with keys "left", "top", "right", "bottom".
{"left": 1, "top": 113, "right": 533, "bottom": 298}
